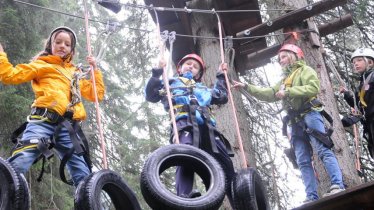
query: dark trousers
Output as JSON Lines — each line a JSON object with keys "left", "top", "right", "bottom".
{"left": 175, "top": 128, "right": 235, "bottom": 205}
{"left": 365, "top": 120, "right": 374, "bottom": 157}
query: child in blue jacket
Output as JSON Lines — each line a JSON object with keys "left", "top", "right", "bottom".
{"left": 145, "top": 54, "right": 235, "bottom": 205}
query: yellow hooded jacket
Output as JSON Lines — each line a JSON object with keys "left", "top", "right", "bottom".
{"left": 0, "top": 52, "right": 105, "bottom": 121}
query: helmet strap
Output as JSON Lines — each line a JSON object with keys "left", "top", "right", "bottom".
{"left": 363, "top": 57, "right": 371, "bottom": 71}
{"left": 194, "top": 71, "right": 203, "bottom": 81}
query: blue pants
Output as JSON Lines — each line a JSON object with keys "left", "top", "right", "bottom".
{"left": 175, "top": 126, "right": 235, "bottom": 205}
{"left": 8, "top": 121, "right": 90, "bottom": 187}
{"left": 291, "top": 111, "right": 344, "bottom": 200}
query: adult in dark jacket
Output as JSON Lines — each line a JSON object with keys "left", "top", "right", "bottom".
{"left": 145, "top": 54, "right": 235, "bottom": 206}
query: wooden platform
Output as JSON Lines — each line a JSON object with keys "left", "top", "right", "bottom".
{"left": 144, "top": 0, "right": 351, "bottom": 72}
{"left": 293, "top": 181, "right": 374, "bottom": 210}
{"left": 144, "top": 0, "right": 266, "bottom": 73}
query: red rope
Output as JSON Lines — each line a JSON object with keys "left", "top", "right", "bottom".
{"left": 215, "top": 11, "right": 248, "bottom": 168}
{"left": 83, "top": 0, "right": 108, "bottom": 169}
{"left": 153, "top": 9, "right": 180, "bottom": 144}
{"left": 352, "top": 107, "right": 361, "bottom": 172}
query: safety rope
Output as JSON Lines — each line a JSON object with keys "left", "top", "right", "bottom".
{"left": 214, "top": 10, "right": 247, "bottom": 168}
{"left": 339, "top": 5, "right": 363, "bottom": 172}
{"left": 47, "top": 163, "right": 58, "bottom": 209}
{"left": 152, "top": 6, "right": 180, "bottom": 144}
{"left": 83, "top": 0, "right": 108, "bottom": 169}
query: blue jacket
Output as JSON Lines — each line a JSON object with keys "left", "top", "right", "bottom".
{"left": 145, "top": 68, "right": 228, "bottom": 126}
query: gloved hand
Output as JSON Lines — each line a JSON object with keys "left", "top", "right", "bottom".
{"left": 152, "top": 68, "right": 163, "bottom": 78}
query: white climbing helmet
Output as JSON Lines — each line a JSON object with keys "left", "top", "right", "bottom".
{"left": 351, "top": 48, "right": 374, "bottom": 62}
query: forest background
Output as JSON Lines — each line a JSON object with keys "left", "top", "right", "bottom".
{"left": 0, "top": 0, "right": 373, "bottom": 209}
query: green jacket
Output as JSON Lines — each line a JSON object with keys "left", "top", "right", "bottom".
{"left": 246, "top": 60, "right": 320, "bottom": 112}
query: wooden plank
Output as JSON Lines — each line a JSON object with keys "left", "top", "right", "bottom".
{"left": 236, "top": 44, "right": 280, "bottom": 73}
{"left": 236, "top": 0, "right": 347, "bottom": 38}
{"left": 307, "top": 19, "right": 321, "bottom": 48}
{"left": 293, "top": 181, "right": 374, "bottom": 210}
{"left": 144, "top": 0, "right": 194, "bottom": 63}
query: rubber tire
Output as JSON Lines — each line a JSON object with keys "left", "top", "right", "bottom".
{"left": 74, "top": 169, "right": 141, "bottom": 210}
{"left": 0, "top": 157, "right": 30, "bottom": 210}
{"left": 231, "top": 167, "right": 269, "bottom": 210}
{"left": 140, "top": 144, "right": 226, "bottom": 210}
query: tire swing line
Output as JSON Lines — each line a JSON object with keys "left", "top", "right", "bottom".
{"left": 139, "top": 7, "right": 227, "bottom": 210}
{"left": 73, "top": 1, "right": 141, "bottom": 209}
{"left": 214, "top": 10, "right": 270, "bottom": 210}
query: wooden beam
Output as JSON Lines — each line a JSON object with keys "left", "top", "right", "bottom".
{"left": 293, "top": 181, "right": 374, "bottom": 210}
{"left": 236, "top": 0, "right": 347, "bottom": 38}
{"left": 237, "top": 44, "right": 280, "bottom": 73}
{"left": 239, "top": 14, "right": 353, "bottom": 71}
{"left": 319, "top": 14, "right": 353, "bottom": 37}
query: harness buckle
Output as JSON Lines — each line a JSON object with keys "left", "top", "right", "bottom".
{"left": 309, "top": 98, "right": 323, "bottom": 108}
{"left": 31, "top": 107, "right": 48, "bottom": 118}
{"left": 189, "top": 95, "right": 198, "bottom": 105}
{"left": 29, "top": 107, "right": 65, "bottom": 124}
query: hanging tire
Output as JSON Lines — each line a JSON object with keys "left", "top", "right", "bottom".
{"left": 0, "top": 157, "right": 30, "bottom": 210}
{"left": 74, "top": 169, "right": 141, "bottom": 210}
{"left": 231, "top": 167, "right": 269, "bottom": 210}
{"left": 140, "top": 144, "right": 226, "bottom": 210}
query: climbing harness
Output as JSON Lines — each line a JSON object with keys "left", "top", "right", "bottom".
{"left": 284, "top": 98, "right": 335, "bottom": 149}
{"left": 167, "top": 77, "right": 234, "bottom": 156}
{"left": 11, "top": 106, "right": 93, "bottom": 185}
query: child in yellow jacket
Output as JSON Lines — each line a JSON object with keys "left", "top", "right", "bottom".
{"left": 0, "top": 26, "right": 105, "bottom": 186}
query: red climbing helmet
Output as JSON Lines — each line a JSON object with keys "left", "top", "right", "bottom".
{"left": 279, "top": 44, "right": 304, "bottom": 59}
{"left": 176, "top": 54, "right": 206, "bottom": 75}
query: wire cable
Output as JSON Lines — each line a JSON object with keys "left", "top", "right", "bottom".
{"left": 13, "top": 0, "right": 317, "bottom": 42}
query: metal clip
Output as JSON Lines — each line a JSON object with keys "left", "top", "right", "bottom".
{"left": 160, "top": 30, "right": 169, "bottom": 43}
{"left": 224, "top": 36, "right": 233, "bottom": 50}
{"left": 184, "top": 6, "right": 192, "bottom": 13}
{"left": 168, "top": 31, "right": 176, "bottom": 45}
{"left": 106, "top": 20, "right": 120, "bottom": 33}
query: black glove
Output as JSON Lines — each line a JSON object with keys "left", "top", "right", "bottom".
{"left": 216, "top": 71, "right": 225, "bottom": 79}
{"left": 152, "top": 68, "right": 163, "bottom": 78}
{"left": 341, "top": 114, "right": 361, "bottom": 127}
